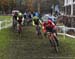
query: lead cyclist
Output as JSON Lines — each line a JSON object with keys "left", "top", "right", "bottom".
{"left": 32, "top": 16, "right": 42, "bottom": 36}
{"left": 42, "top": 19, "right": 59, "bottom": 46}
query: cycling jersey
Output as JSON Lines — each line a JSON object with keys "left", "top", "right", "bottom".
{"left": 42, "top": 20, "right": 56, "bottom": 33}
{"left": 43, "top": 20, "right": 55, "bottom": 28}
{"left": 18, "top": 17, "right": 22, "bottom": 25}
{"left": 18, "top": 20, "right": 22, "bottom": 24}
{"left": 24, "top": 12, "right": 27, "bottom": 18}
{"left": 13, "top": 15, "right": 17, "bottom": 20}
{"left": 13, "top": 12, "right": 18, "bottom": 20}
{"left": 32, "top": 16, "right": 41, "bottom": 25}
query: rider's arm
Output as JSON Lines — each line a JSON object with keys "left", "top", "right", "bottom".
{"left": 17, "top": 17, "right": 19, "bottom": 20}
{"left": 39, "top": 19, "right": 42, "bottom": 26}
{"left": 32, "top": 18, "right": 35, "bottom": 26}
{"left": 42, "top": 22, "right": 45, "bottom": 29}
{"left": 51, "top": 22, "right": 57, "bottom": 31}
{"left": 32, "top": 21, "right": 35, "bottom": 26}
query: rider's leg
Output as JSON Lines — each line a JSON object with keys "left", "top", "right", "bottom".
{"left": 43, "top": 28, "right": 47, "bottom": 37}
{"left": 38, "top": 25, "right": 41, "bottom": 35}
{"left": 36, "top": 25, "right": 41, "bottom": 35}
{"left": 47, "top": 32, "right": 53, "bottom": 47}
{"left": 53, "top": 33, "right": 59, "bottom": 46}
{"left": 18, "top": 24, "right": 22, "bottom": 34}
{"left": 44, "top": 32, "right": 47, "bottom": 37}
{"left": 35, "top": 25, "right": 38, "bottom": 35}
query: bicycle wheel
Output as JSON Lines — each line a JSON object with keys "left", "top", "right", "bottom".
{"left": 52, "top": 39, "right": 58, "bottom": 53}
{"left": 47, "top": 32, "right": 58, "bottom": 53}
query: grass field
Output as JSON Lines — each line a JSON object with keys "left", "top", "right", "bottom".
{"left": 0, "top": 26, "right": 75, "bottom": 59}
{"left": 0, "top": 16, "right": 12, "bottom": 29}
{"left": 0, "top": 16, "right": 11, "bottom": 21}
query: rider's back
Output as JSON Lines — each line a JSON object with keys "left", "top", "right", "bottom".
{"left": 43, "top": 20, "right": 55, "bottom": 28}
{"left": 32, "top": 16, "right": 41, "bottom": 26}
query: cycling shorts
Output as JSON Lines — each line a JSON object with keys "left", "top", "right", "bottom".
{"left": 46, "top": 27, "right": 55, "bottom": 33}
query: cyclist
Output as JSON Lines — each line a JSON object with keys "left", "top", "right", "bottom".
{"left": 23, "top": 11, "right": 27, "bottom": 26}
{"left": 13, "top": 12, "right": 18, "bottom": 29}
{"left": 42, "top": 19, "right": 59, "bottom": 46}
{"left": 27, "top": 12, "right": 33, "bottom": 25}
{"left": 32, "top": 16, "right": 42, "bottom": 35}
{"left": 24, "top": 11, "right": 27, "bottom": 19}
{"left": 17, "top": 12, "right": 23, "bottom": 33}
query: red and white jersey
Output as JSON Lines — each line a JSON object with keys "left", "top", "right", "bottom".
{"left": 42, "top": 20, "right": 56, "bottom": 29}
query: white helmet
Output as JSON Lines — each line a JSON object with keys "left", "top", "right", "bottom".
{"left": 42, "top": 14, "right": 50, "bottom": 22}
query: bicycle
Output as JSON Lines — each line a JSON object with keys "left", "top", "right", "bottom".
{"left": 47, "top": 32, "right": 58, "bottom": 53}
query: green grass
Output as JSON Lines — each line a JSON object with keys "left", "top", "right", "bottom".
{"left": 0, "top": 16, "right": 12, "bottom": 21}
{"left": 0, "top": 27, "right": 75, "bottom": 59}
{"left": 0, "top": 29, "right": 11, "bottom": 47}
{"left": 0, "top": 28, "right": 12, "bottom": 59}
{"left": 0, "top": 16, "right": 12, "bottom": 28}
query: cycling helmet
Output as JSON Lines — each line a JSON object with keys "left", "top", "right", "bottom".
{"left": 18, "top": 12, "right": 23, "bottom": 17}
{"left": 33, "top": 16, "right": 39, "bottom": 20}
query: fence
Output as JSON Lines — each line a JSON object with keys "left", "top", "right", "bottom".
{"left": 57, "top": 26, "right": 75, "bottom": 39}
{"left": 0, "top": 19, "right": 12, "bottom": 30}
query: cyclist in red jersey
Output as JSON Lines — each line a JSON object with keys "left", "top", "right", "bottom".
{"left": 42, "top": 19, "right": 59, "bottom": 46}
{"left": 42, "top": 20, "right": 56, "bottom": 34}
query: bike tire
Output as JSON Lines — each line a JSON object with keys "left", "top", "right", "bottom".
{"left": 51, "top": 39, "right": 58, "bottom": 53}
{"left": 53, "top": 39, "right": 58, "bottom": 53}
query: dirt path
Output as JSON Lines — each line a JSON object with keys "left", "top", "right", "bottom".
{"left": 6, "top": 27, "right": 56, "bottom": 59}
